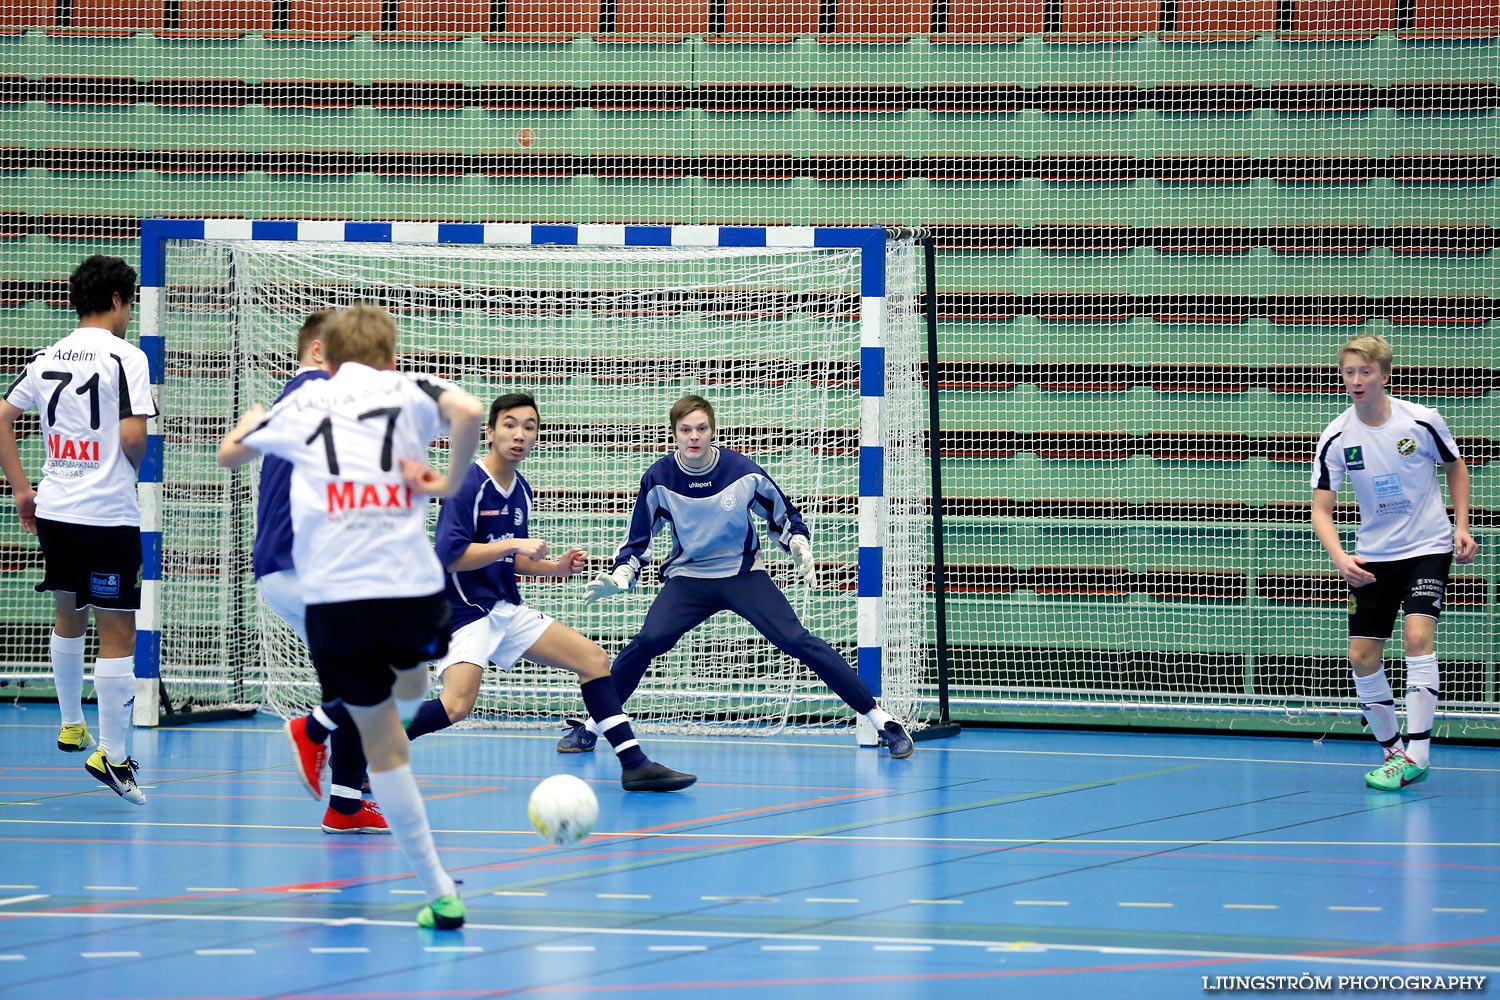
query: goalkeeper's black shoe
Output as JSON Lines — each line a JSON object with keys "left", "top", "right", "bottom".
{"left": 883, "top": 720, "right": 915, "bottom": 759}
{"left": 621, "top": 762, "right": 696, "bottom": 792}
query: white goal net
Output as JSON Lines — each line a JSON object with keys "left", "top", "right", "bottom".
{"left": 153, "top": 228, "right": 932, "bottom": 735}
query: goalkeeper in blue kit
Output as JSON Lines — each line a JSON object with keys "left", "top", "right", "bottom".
{"left": 556, "top": 394, "right": 913, "bottom": 758}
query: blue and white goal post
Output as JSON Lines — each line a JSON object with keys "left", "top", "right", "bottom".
{"left": 134, "top": 219, "right": 935, "bottom": 740}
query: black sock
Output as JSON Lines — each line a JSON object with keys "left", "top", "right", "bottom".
{"left": 327, "top": 723, "right": 367, "bottom": 804}
{"left": 580, "top": 676, "right": 649, "bottom": 770}
{"left": 405, "top": 699, "right": 453, "bottom": 740}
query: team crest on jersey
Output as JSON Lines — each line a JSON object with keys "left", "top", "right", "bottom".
{"left": 1397, "top": 438, "right": 1417, "bottom": 458}
{"left": 720, "top": 493, "right": 737, "bottom": 511}
{"left": 514, "top": 507, "right": 524, "bottom": 525}
{"left": 1343, "top": 446, "right": 1364, "bottom": 470}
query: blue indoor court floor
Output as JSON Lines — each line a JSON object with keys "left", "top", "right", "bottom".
{"left": 0, "top": 702, "right": 1496, "bottom": 999}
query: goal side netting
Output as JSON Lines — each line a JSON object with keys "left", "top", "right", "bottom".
{"left": 146, "top": 223, "right": 933, "bottom": 737}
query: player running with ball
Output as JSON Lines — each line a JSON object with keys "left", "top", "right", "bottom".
{"left": 219, "top": 304, "right": 483, "bottom": 929}
{"left": 558, "top": 394, "right": 914, "bottom": 758}
{"left": 1311, "top": 334, "right": 1477, "bottom": 791}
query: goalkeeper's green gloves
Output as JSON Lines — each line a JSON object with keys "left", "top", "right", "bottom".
{"left": 789, "top": 535, "right": 817, "bottom": 587}
{"left": 583, "top": 566, "right": 635, "bottom": 604}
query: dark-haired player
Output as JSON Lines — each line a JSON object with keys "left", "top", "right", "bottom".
{"left": 0, "top": 255, "right": 157, "bottom": 804}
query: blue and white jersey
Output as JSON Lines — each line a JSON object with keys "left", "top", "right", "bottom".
{"left": 435, "top": 461, "right": 533, "bottom": 630}
{"left": 611, "top": 447, "right": 808, "bottom": 581}
{"left": 1311, "top": 396, "right": 1462, "bottom": 561}
{"left": 252, "top": 367, "right": 330, "bottom": 580}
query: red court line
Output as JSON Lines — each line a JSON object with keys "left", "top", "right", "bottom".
{"left": 422, "top": 785, "right": 507, "bottom": 801}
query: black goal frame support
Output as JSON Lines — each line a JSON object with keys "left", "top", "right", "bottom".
{"left": 914, "top": 233, "right": 960, "bottom": 744}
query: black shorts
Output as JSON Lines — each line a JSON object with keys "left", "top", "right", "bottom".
{"left": 305, "top": 593, "right": 450, "bottom": 708}
{"left": 1348, "top": 552, "right": 1453, "bottom": 641}
{"left": 33, "top": 517, "right": 143, "bottom": 612}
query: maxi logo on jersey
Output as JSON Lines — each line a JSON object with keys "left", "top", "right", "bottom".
{"left": 47, "top": 434, "right": 100, "bottom": 462}
{"left": 326, "top": 481, "right": 414, "bottom": 514}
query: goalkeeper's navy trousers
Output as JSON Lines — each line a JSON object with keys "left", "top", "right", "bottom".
{"left": 609, "top": 569, "right": 877, "bottom": 713}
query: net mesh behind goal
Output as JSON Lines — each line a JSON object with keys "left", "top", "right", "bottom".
{"left": 156, "top": 232, "right": 931, "bottom": 735}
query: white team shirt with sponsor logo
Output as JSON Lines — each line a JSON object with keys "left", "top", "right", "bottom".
{"left": 1311, "top": 396, "right": 1462, "bottom": 561}
{"left": 3, "top": 326, "right": 157, "bottom": 527}
{"left": 239, "top": 362, "right": 455, "bottom": 605}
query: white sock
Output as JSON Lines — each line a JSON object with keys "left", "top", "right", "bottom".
{"left": 312, "top": 704, "right": 339, "bottom": 730}
{"left": 1404, "top": 654, "right": 1439, "bottom": 768}
{"left": 50, "top": 633, "right": 86, "bottom": 726}
{"left": 584, "top": 717, "right": 602, "bottom": 736}
{"left": 367, "top": 764, "right": 455, "bottom": 901}
{"left": 1352, "top": 668, "right": 1401, "bottom": 755}
{"left": 864, "top": 705, "right": 894, "bottom": 730}
{"left": 92, "top": 657, "right": 136, "bottom": 765}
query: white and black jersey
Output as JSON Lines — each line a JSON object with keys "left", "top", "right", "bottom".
{"left": 1311, "top": 396, "right": 1462, "bottom": 561}
{"left": 238, "top": 362, "right": 456, "bottom": 605}
{"left": 3, "top": 326, "right": 157, "bottom": 527}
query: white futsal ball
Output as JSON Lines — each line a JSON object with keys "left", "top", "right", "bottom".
{"left": 527, "top": 774, "right": 599, "bottom": 846}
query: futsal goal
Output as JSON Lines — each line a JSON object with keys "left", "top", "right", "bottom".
{"left": 135, "top": 219, "right": 936, "bottom": 741}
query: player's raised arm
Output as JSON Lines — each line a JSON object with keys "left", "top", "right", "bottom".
{"left": 405, "top": 387, "right": 483, "bottom": 499}
{"left": 217, "top": 404, "right": 269, "bottom": 469}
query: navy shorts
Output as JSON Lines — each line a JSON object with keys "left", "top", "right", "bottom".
{"left": 305, "top": 593, "right": 450, "bottom": 708}
{"left": 34, "top": 517, "right": 143, "bottom": 611}
{"left": 1348, "top": 552, "right": 1453, "bottom": 641}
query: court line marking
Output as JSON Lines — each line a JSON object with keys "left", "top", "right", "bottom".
{"left": 1118, "top": 902, "right": 1174, "bottom": 908}
{"left": 8, "top": 720, "right": 1500, "bottom": 774}
{"left": 2, "top": 818, "right": 1498, "bottom": 850}
{"left": 425, "top": 946, "right": 483, "bottom": 953}
{"left": 195, "top": 948, "right": 255, "bottom": 956}
{"left": 597, "top": 893, "right": 651, "bottom": 900}
{"left": 6, "top": 910, "right": 1496, "bottom": 975}
{"left": 0, "top": 895, "right": 47, "bottom": 908}
{"left": 0, "top": 955, "right": 24, "bottom": 961}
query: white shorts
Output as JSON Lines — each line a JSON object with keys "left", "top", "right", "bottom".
{"left": 436, "top": 601, "right": 554, "bottom": 677}
{"left": 257, "top": 569, "right": 308, "bottom": 644}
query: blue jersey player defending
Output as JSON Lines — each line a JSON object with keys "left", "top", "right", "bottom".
{"left": 257, "top": 313, "right": 387, "bottom": 834}
{"left": 404, "top": 393, "right": 695, "bottom": 793}
{"left": 558, "top": 394, "right": 914, "bottom": 758}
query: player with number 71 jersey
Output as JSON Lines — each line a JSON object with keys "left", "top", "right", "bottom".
{"left": 236, "top": 362, "right": 460, "bottom": 606}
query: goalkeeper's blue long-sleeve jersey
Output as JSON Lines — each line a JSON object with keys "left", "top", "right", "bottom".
{"left": 610, "top": 446, "right": 809, "bottom": 581}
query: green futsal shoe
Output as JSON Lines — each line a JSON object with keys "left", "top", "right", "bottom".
{"left": 1364, "top": 749, "right": 1430, "bottom": 792}
{"left": 418, "top": 894, "right": 466, "bottom": 930}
